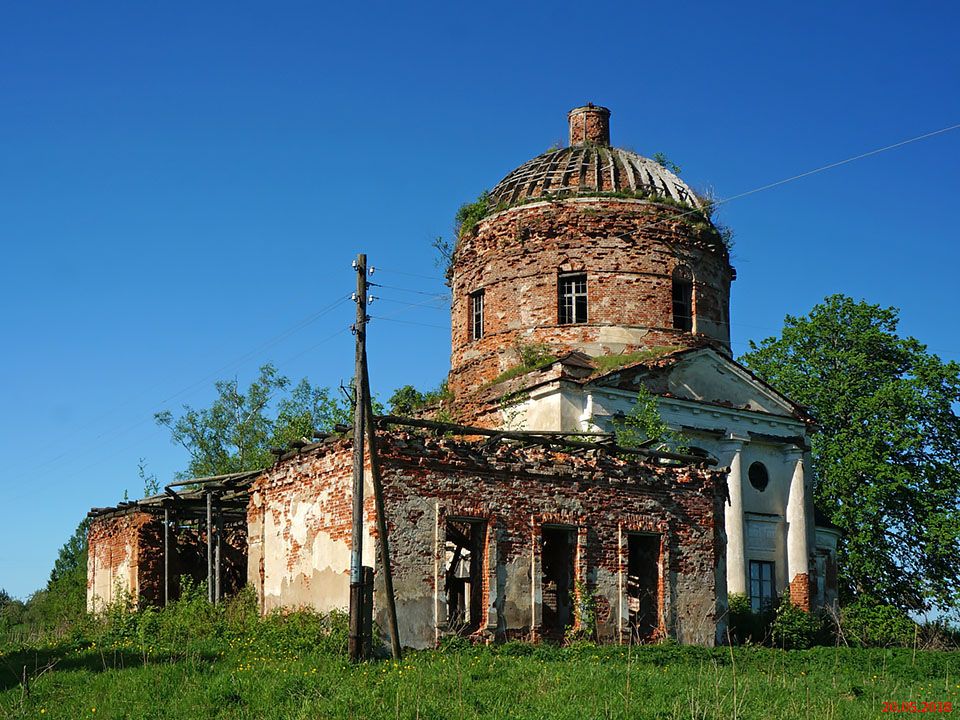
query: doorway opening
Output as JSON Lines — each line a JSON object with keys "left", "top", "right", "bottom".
{"left": 541, "top": 525, "right": 576, "bottom": 637}
{"left": 444, "top": 518, "right": 486, "bottom": 634}
{"left": 627, "top": 533, "right": 661, "bottom": 642}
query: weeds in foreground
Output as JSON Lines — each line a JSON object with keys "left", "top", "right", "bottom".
{"left": 2, "top": 588, "right": 960, "bottom": 718}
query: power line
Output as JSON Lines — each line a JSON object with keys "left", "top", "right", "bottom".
{"left": 153, "top": 294, "right": 353, "bottom": 409}
{"left": 5, "top": 294, "right": 353, "bottom": 486}
{"left": 603, "top": 120, "right": 960, "bottom": 243}
{"left": 373, "top": 267, "right": 448, "bottom": 282}
{"left": 18, "top": 121, "right": 960, "bottom": 495}
{"left": 374, "top": 297, "right": 449, "bottom": 310}
{"left": 718, "top": 122, "right": 960, "bottom": 207}
{"left": 369, "top": 282, "right": 450, "bottom": 298}
{"left": 369, "top": 316, "right": 449, "bottom": 330}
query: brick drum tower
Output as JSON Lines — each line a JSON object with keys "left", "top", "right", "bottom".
{"left": 448, "top": 104, "right": 735, "bottom": 401}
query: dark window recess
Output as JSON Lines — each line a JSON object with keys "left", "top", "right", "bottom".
{"left": 749, "top": 560, "right": 776, "bottom": 613}
{"left": 627, "top": 534, "right": 661, "bottom": 642}
{"left": 558, "top": 273, "right": 588, "bottom": 324}
{"left": 748, "top": 462, "right": 769, "bottom": 492}
{"left": 672, "top": 265, "right": 693, "bottom": 332}
{"left": 470, "top": 290, "right": 484, "bottom": 340}
{"left": 444, "top": 519, "right": 486, "bottom": 634}
{"left": 541, "top": 526, "right": 576, "bottom": 636}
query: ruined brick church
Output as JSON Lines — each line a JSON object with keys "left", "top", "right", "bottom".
{"left": 87, "top": 105, "right": 839, "bottom": 648}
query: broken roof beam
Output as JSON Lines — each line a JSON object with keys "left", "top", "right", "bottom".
{"left": 373, "top": 415, "right": 716, "bottom": 465}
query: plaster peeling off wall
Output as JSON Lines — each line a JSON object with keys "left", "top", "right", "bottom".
{"left": 251, "top": 439, "right": 376, "bottom": 613}
{"left": 371, "top": 433, "right": 724, "bottom": 649}
{"left": 86, "top": 512, "right": 154, "bottom": 613}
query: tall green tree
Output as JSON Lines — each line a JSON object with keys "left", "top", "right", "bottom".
{"left": 49, "top": 517, "right": 90, "bottom": 585}
{"left": 741, "top": 295, "right": 960, "bottom": 614}
{"left": 155, "top": 364, "right": 355, "bottom": 479}
{"left": 13, "top": 517, "right": 92, "bottom": 633}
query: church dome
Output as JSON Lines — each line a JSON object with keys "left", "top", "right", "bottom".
{"left": 448, "top": 104, "right": 734, "bottom": 418}
{"left": 488, "top": 105, "right": 701, "bottom": 209}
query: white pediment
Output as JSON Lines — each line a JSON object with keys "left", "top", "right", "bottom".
{"left": 588, "top": 348, "right": 803, "bottom": 419}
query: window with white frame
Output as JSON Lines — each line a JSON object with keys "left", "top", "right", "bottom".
{"left": 558, "top": 273, "right": 587, "bottom": 324}
{"left": 470, "top": 290, "right": 484, "bottom": 340}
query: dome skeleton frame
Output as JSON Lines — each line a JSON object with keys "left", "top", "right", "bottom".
{"left": 489, "top": 145, "right": 700, "bottom": 208}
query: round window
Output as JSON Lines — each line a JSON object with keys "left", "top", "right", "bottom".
{"left": 748, "top": 462, "right": 769, "bottom": 492}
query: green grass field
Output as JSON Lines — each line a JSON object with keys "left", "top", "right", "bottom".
{"left": 2, "top": 637, "right": 958, "bottom": 719}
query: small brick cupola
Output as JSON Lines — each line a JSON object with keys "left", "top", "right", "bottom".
{"left": 568, "top": 104, "right": 611, "bottom": 146}
{"left": 448, "top": 106, "right": 735, "bottom": 419}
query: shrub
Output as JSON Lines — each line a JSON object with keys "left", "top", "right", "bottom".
{"left": 496, "top": 640, "right": 534, "bottom": 656}
{"left": 726, "top": 593, "right": 775, "bottom": 645}
{"left": 770, "top": 600, "right": 820, "bottom": 650}
{"left": 564, "top": 581, "right": 598, "bottom": 645}
{"left": 841, "top": 597, "right": 916, "bottom": 648}
{"left": 517, "top": 343, "right": 554, "bottom": 368}
{"left": 255, "top": 608, "right": 349, "bottom": 656}
{"left": 455, "top": 191, "right": 491, "bottom": 239}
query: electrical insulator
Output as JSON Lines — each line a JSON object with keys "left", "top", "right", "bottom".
{"left": 368, "top": 295, "right": 377, "bottom": 304}
{"left": 368, "top": 266, "right": 375, "bottom": 275}
{"left": 351, "top": 292, "right": 357, "bottom": 302}
{"left": 351, "top": 259, "right": 358, "bottom": 269}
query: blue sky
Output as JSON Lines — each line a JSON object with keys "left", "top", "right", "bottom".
{"left": 2, "top": 1, "right": 958, "bottom": 598}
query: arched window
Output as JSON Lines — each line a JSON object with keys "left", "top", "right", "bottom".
{"left": 672, "top": 265, "right": 693, "bottom": 332}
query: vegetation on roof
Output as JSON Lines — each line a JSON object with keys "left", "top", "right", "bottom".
{"left": 590, "top": 346, "right": 682, "bottom": 375}
{"left": 483, "top": 343, "right": 557, "bottom": 389}
{"left": 449, "top": 186, "right": 733, "bottom": 254}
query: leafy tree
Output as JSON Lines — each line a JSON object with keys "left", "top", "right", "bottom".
{"left": 741, "top": 295, "right": 960, "bottom": 615}
{"left": 138, "top": 457, "right": 160, "bottom": 497}
{"left": 273, "top": 378, "right": 355, "bottom": 446}
{"left": 50, "top": 517, "right": 90, "bottom": 585}
{"left": 609, "top": 387, "right": 680, "bottom": 451}
{"left": 388, "top": 380, "right": 452, "bottom": 417}
{"left": 155, "top": 364, "right": 366, "bottom": 479}
{"left": 13, "top": 518, "right": 92, "bottom": 634}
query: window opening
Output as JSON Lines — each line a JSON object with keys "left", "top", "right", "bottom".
{"left": 444, "top": 518, "right": 486, "bottom": 634}
{"left": 672, "top": 265, "right": 693, "bottom": 332}
{"left": 749, "top": 560, "right": 776, "bottom": 613}
{"left": 558, "top": 273, "right": 587, "bottom": 324}
{"left": 627, "top": 533, "right": 661, "bottom": 642}
{"left": 470, "top": 290, "right": 484, "bottom": 340}
{"left": 748, "top": 461, "right": 769, "bottom": 492}
{"left": 540, "top": 525, "right": 576, "bottom": 636}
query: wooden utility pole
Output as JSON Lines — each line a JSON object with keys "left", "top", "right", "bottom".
{"left": 163, "top": 507, "right": 170, "bottom": 606}
{"left": 363, "top": 361, "right": 402, "bottom": 660}
{"left": 348, "top": 253, "right": 368, "bottom": 662}
{"left": 215, "top": 503, "right": 223, "bottom": 604}
{"left": 206, "top": 491, "right": 214, "bottom": 603}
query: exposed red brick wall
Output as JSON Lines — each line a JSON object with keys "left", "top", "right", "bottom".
{"left": 248, "top": 437, "right": 377, "bottom": 611}
{"left": 449, "top": 199, "right": 733, "bottom": 411}
{"left": 250, "top": 431, "right": 726, "bottom": 646}
{"left": 88, "top": 510, "right": 247, "bottom": 608}
{"left": 789, "top": 572, "right": 811, "bottom": 611}
{"left": 88, "top": 512, "right": 160, "bottom": 607}
{"left": 568, "top": 105, "right": 610, "bottom": 146}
